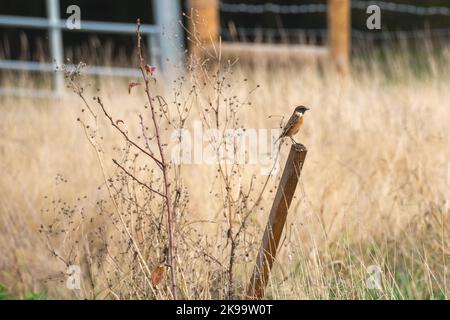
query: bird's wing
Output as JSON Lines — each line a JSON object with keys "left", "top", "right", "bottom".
{"left": 279, "top": 114, "right": 298, "bottom": 137}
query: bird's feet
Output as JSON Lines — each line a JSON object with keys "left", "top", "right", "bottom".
{"left": 290, "top": 138, "right": 306, "bottom": 151}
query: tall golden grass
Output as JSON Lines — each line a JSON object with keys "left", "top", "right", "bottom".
{"left": 0, "top": 43, "right": 448, "bottom": 299}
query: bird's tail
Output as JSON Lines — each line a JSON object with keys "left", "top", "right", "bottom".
{"left": 273, "top": 134, "right": 283, "bottom": 148}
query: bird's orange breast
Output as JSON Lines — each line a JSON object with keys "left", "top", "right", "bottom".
{"left": 287, "top": 116, "right": 303, "bottom": 136}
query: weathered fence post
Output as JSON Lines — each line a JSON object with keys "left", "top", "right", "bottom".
{"left": 246, "top": 143, "right": 307, "bottom": 299}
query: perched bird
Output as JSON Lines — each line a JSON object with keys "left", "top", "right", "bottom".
{"left": 277, "top": 106, "right": 310, "bottom": 144}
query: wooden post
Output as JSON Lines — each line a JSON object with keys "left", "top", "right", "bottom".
{"left": 327, "top": 0, "right": 351, "bottom": 73}
{"left": 186, "top": 0, "right": 220, "bottom": 57}
{"left": 246, "top": 144, "right": 307, "bottom": 299}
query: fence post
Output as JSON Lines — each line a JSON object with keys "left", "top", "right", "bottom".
{"left": 327, "top": 0, "right": 351, "bottom": 74}
{"left": 46, "top": 0, "right": 64, "bottom": 93}
{"left": 152, "top": 0, "right": 184, "bottom": 78}
{"left": 246, "top": 143, "right": 307, "bottom": 299}
{"left": 186, "top": 0, "right": 220, "bottom": 57}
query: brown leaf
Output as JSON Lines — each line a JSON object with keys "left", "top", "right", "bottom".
{"left": 145, "top": 64, "right": 157, "bottom": 75}
{"left": 151, "top": 265, "right": 165, "bottom": 286}
{"left": 128, "top": 82, "right": 141, "bottom": 94}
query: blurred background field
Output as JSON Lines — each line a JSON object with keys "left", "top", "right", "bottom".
{"left": 0, "top": 0, "right": 449, "bottom": 299}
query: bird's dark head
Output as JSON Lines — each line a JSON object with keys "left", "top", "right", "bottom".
{"left": 295, "top": 106, "right": 310, "bottom": 114}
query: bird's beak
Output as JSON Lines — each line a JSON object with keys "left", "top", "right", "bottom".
{"left": 305, "top": 108, "right": 310, "bottom": 111}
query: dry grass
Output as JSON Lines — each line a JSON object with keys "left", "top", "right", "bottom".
{"left": 0, "top": 43, "right": 448, "bottom": 299}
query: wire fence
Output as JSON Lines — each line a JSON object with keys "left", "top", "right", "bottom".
{"left": 222, "top": 27, "right": 450, "bottom": 41}
{"left": 2, "top": 1, "right": 449, "bottom": 97}
{"left": 219, "top": 1, "right": 450, "bottom": 42}
{"left": 219, "top": 1, "right": 450, "bottom": 16}
{"left": 220, "top": 2, "right": 328, "bottom": 14}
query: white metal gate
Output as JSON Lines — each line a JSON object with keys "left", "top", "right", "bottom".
{"left": 0, "top": 0, "right": 184, "bottom": 97}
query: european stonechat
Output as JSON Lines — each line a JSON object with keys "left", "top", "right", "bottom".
{"left": 277, "top": 106, "right": 309, "bottom": 144}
